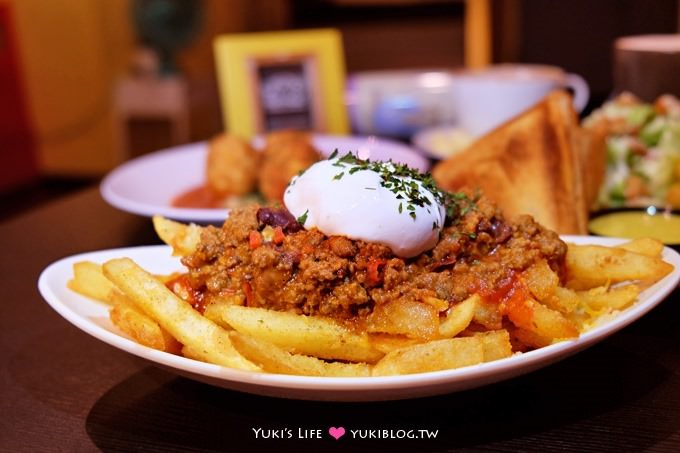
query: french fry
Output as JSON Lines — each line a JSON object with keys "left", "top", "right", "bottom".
{"left": 110, "top": 292, "right": 182, "bottom": 353}
{"left": 439, "top": 294, "right": 478, "bottom": 338}
{"left": 204, "top": 304, "right": 384, "bottom": 363}
{"left": 473, "top": 329, "right": 513, "bottom": 361}
{"left": 577, "top": 284, "right": 641, "bottom": 311}
{"left": 565, "top": 243, "right": 673, "bottom": 289}
{"left": 229, "top": 332, "right": 371, "bottom": 377}
{"left": 102, "top": 258, "right": 259, "bottom": 371}
{"left": 521, "top": 260, "right": 559, "bottom": 301}
{"left": 152, "top": 215, "right": 203, "bottom": 257}
{"left": 422, "top": 296, "right": 449, "bottom": 312}
{"left": 68, "top": 261, "right": 182, "bottom": 352}
{"left": 368, "top": 333, "right": 420, "bottom": 354}
{"left": 181, "top": 344, "right": 212, "bottom": 363}
{"left": 543, "top": 286, "right": 581, "bottom": 315}
{"left": 615, "top": 237, "right": 664, "bottom": 258}
{"left": 509, "top": 326, "right": 553, "bottom": 350}
{"left": 473, "top": 299, "right": 503, "bottom": 330}
{"left": 505, "top": 296, "right": 579, "bottom": 340}
{"left": 372, "top": 337, "right": 484, "bottom": 376}
{"left": 366, "top": 299, "right": 439, "bottom": 340}
{"left": 68, "top": 261, "right": 117, "bottom": 303}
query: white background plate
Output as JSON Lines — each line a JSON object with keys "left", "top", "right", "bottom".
{"left": 100, "top": 134, "right": 430, "bottom": 223}
{"left": 38, "top": 237, "right": 680, "bottom": 401}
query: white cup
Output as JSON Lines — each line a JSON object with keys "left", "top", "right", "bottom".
{"left": 346, "top": 69, "right": 458, "bottom": 137}
{"left": 449, "top": 64, "right": 589, "bottom": 136}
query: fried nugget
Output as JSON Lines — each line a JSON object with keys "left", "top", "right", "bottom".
{"left": 261, "top": 129, "right": 312, "bottom": 158}
{"left": 258, "top": 132, "right": 320, "bottom": 202}
{"left": 206, "top": 133, "right": 261, "bottom": 196}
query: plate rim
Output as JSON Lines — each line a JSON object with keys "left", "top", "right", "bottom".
{"left": 38, "top": 236, "right": 680, "bottom": 401}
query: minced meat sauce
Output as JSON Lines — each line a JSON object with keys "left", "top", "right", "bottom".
{"left": 178, "top": 192, "right": 566, "bottom": 327}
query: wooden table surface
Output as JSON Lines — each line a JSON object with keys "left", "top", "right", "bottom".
{"left": 2, "top": 187, "right": 679, "bottom": 452}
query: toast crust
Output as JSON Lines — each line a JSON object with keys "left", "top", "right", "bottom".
{"left": 432, "top": 90, "right": 588, "bottom": 234}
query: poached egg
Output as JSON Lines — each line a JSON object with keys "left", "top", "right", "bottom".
{"left": 283, "top": 153, "right": 446, "bottom": 258}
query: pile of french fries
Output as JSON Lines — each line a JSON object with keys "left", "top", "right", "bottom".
{"left": 67, "top": 218, "right": 673, "bottom": 377}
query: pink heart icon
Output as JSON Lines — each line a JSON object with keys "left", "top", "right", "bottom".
{"left": 328, "top": 426, "right": 346, "bottom": 440}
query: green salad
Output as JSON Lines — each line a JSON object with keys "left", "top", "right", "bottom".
{"left": 583, "top": 92, "right": 680, "bottom": 209}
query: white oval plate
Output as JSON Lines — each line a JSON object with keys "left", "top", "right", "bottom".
{"left": 38, "top": 236, "right": 680, "bottom": 401}
{"left": 100, "top": 134, "right": 430, "bottom": 224}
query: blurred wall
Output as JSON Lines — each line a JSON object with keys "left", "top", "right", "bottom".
{"left": 0, "top": 2, "right": 37, "bottom": 191}
{"left": 175, "top": 0, "right": 262, "bottom": 144}
{"left": 3, "top": 0, "right": 268, "bottom": 175}
{"left": 517, "top": 0, "right": 679, "bottom": 112}
{"left": 6, "top": 0, "right": 135, "bottom": 176}
{"left": 290, "top": 0, "right": 465, "bottom": 71}
{"left": 6, "top": 0, "right": 674, "bottom": 178}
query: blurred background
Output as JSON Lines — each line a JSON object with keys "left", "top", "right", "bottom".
{"left": 1, "top": 0, "right": 679, "bottom": 219}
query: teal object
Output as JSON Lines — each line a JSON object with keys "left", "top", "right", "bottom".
{"left": 132, "top": 0, "right": 203, "bottom": 75}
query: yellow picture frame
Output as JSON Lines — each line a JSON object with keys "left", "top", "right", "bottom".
{"left": 214, "top": 28, "right": 350, "bottom": 138}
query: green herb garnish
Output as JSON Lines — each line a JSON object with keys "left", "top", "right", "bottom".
{"left": 330, "top": 152, "right": 473, "bottom": 223}
{"left": 296, "top": 209, "right": 309, "bottom": 225}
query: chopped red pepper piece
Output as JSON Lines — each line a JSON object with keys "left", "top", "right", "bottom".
{"left": 249, "top": 231, "right": 262, "bottom": 249}
{"left": 272, "top": 226, "right": 285, "bottom": 245}
{"left": 242, "top": 281, "right": 254, "bottom": 306}
{"left": 165, "top": 275, "right": 207, "bottom": 313}
{"left": 367, "top": 258, "right": 386, "bottom": 286}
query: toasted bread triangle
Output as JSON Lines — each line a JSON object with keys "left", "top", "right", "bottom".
{"left": 432, "top": 90, "right": 588, "bottom": 234}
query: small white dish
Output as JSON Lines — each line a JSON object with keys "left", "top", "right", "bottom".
{"left": 100, "top": 134, "right": 429, "bottom": 223}
{"left": 38, "top": 236, "right": 680, "bottom": 401}
{"left": 412, "top": 125, "right": 475, "bottom": 160}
